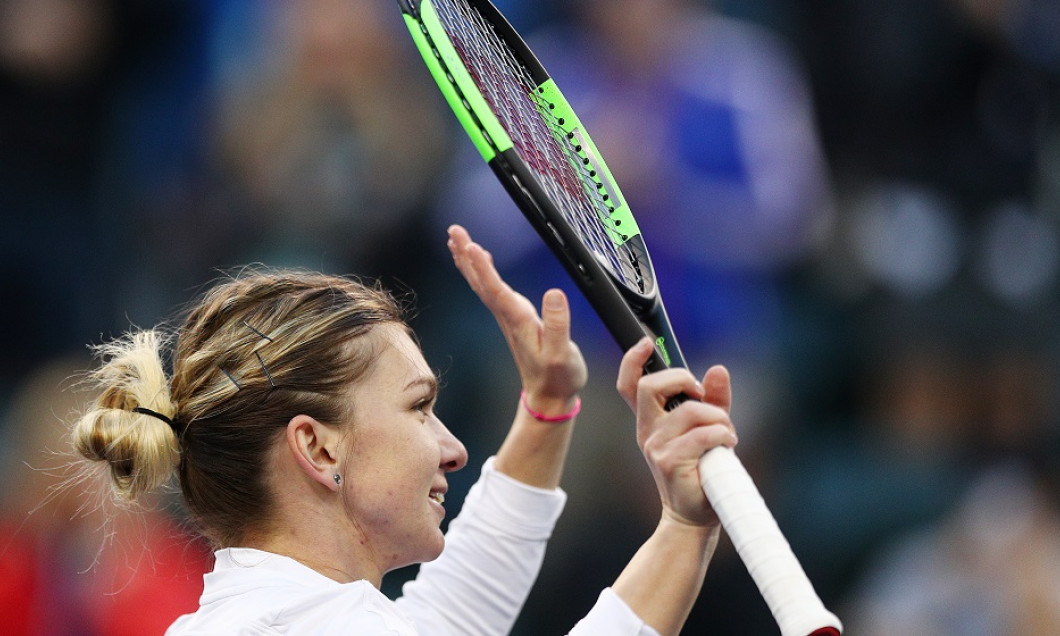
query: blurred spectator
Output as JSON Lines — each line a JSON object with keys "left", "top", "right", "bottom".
{"left": 0, "top": 0, "right": 217, "bottom": 387}
{"left": 0, "top": 355, "right": 209, "bottom": 635}
{"left": 775, "top": 275, "right": 1060, "bottom": 612}
{"left": 0, "top": 0, "right": 118, "bottom": 392}
{"left": 843, "top": 461, "right": 1060, "bottom": 634}
{"left": 773, "top": 1, "right": 1060, "bottom": 611}
{"left": 205, "top": 0, "right": 452, "bottom": 285}
{"left": 790, "top": 0, "right": 1056, "bottom": 205}
{"left": 773, "top": 303, "right": 979, "bottom": 602}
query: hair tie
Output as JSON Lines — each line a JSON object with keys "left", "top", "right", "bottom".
{"left": 132, "top": 406, "right": 176, "bottom": 427}
{"left": 520, "top": 390, "right": 581, "bottom": 423}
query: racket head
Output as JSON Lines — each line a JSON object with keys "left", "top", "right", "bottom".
{"left": 399, "top": 0, "right": 683, "bottom": 370}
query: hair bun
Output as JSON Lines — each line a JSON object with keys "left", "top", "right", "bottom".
{"left": 73, "top": 330, "right": 179, "bottom": 501}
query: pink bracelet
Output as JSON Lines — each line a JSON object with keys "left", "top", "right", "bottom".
{"left": 520, "top": 390, "right": 582, "bottom": 422}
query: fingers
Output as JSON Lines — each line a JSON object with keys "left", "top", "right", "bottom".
{"left": 640, "top": 403, "right": 737, "bottom": 528}
{"left": 448, "top": 224, "right": 570, "bottom": 350}
{"left": 624, "top": 356, "right": 733, "bottom": 453}
{"left": 645, "top": 402, "right": 736, "bottom": 450}
{"left": 448, "top": 225, "right": 588, "bottom": 399}
{"left": 684, "top": 421, "right": 739, "bottom": 452}
{"left": 635, "top": 366, "right": 705, "bottom": 414}
{"left": 640, "top": 394, "right": 732, "bottom": 447}
{"left": 447, "top": 225, "right": 533, "bottom": 327}
{"left": 619, "top": 338, "right": 713, "bottom": 413}
{"left": 644, "top": 419, "right": 737, "bottom": 486}
{"left": 447, "top": 224, "right": 494, "bottom": 302}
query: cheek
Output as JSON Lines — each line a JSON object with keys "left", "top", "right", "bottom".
{"left": 342, "top": 436, "right": 438, "bottom": 505}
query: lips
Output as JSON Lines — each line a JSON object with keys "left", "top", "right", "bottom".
{"left": 429, "top": 480, "right": 447, "bottom": 506}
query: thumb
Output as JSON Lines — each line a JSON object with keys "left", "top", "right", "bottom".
{"left": 540, "top": 289, "right": 571, "bottom": 352}
{"left": 701, "top": 365, "right": 731, "bottom": 415}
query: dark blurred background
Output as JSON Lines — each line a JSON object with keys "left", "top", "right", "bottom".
{"left": 2, "top": 0, "right": 1059, "bottom": 634}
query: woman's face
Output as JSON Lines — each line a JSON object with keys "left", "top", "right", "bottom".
{"left": 339, "top": 324, "right": 467, "bottom": 573}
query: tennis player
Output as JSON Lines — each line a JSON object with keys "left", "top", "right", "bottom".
{"left": 71, "top": 225, "right": 737, "bottom": 635}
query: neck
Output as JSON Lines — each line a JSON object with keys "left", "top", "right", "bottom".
{"left": 245, "top": 528, "right": 383, "bottom": 587}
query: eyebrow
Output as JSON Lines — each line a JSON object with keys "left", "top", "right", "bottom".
{"left": 405, "top": 375, "right": 440, "bottom": 396}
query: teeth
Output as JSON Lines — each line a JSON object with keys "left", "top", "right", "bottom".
{"left": 429, "top": 492, "right": 445, "bottom": 504}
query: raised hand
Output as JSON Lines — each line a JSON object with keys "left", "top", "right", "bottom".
{"left": 447, "top": 224, "right": 587, "bottom": 414}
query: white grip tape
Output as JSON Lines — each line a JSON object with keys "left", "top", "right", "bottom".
{"left": 698, "top": 447, "right": 843, "bottom": 636}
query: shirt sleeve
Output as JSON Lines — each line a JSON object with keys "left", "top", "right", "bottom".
{"left": 395, "top": 456, "right": 567, "bottom": 636}
{"left": 567, "top": 588, "right": 663, "bottom": 636}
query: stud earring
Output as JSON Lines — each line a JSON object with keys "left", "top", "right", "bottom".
{"left": 333, "top": 474, "right": 342, "bottom": 486}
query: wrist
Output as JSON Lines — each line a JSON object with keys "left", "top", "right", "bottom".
{"left": 660, "top": 506, "right": 722, "bottom": 533}
{"left": 655, "top": 514, "right": 721, "bottom": 549}
{"left": 520, "top": 390, "right": 581, "bottom": 423}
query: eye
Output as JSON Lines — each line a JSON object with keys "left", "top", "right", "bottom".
{"left": 408, "top": 376, "right": 440, "bottom": 419}
{"left": 412, "top": 396, "right": 435, "bottom": 418}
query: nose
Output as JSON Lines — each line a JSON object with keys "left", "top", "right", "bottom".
{"left": 435, "top": 418, "right": 468, "bottom": 472}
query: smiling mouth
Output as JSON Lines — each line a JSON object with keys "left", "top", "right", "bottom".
{"left": 429, "top": 492, "right": 445, "bottom": 505}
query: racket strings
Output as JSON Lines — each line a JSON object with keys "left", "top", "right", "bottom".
{"left": 433, "top": 0, "right": 646, "bottom": 294}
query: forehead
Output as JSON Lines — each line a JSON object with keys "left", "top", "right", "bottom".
{"left": 367, "top": 324, "right": 432, "bottom": 385}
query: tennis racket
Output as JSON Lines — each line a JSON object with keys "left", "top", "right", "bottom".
{"left": 398, "top": 2, "right": 842, "bottom": 635}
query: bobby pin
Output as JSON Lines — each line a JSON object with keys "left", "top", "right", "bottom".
{"left": 221, "top": 367, "right": 243, "bottom": 391}
{"left": 255, "top": 351, "right": 277, "bottom": 390}
{"left": 242, "top": 319, "right": 274, "bottom": 342}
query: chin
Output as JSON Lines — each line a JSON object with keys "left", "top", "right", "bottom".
{"left": 394, "top": 532, "right": 446, "bottom": 571}
{"left": 422, "top": 532, "right": 446, "bottom": 562}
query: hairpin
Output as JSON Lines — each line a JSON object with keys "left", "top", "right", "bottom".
{"left": 221, "top": 367, "right": 243, "bottom": 391}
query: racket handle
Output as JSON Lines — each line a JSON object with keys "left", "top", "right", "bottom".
{"left": 698, "top": 447, "right": 843, "bottom": 636}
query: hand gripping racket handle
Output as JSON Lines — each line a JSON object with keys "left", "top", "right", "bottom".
{"left": 698, "top": 447, "right": 843, "bottom": 636}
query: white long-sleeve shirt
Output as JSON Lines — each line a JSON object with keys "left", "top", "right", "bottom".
{"left": 167, "top": 457, "right": 660, "bottom": 635}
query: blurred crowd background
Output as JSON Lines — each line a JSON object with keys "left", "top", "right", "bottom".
{"left": 2, "top": 0, "right": 1059, "bottom": 633}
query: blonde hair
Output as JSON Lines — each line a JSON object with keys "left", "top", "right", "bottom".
{"left": 72, "top": 270, "right": 406, "bottom": 547}
{"left": 74, "top": 330, "right": 178, "bottom": 501}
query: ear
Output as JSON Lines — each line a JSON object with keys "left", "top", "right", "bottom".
{"left": 285, "top": 414, "right": 343, "bottom": 492}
